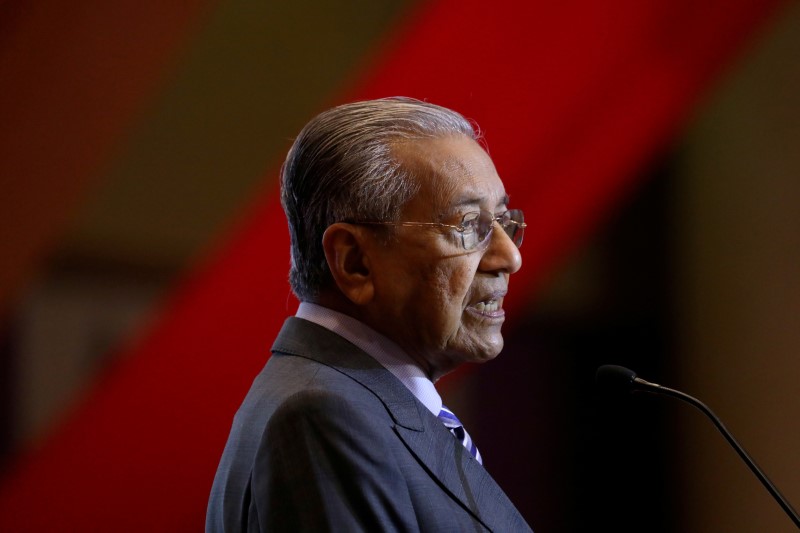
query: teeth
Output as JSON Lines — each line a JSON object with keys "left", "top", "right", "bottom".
{"left": 474, "top": 300, "right": 498, "bottom": 313}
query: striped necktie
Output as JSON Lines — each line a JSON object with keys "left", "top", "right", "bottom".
{"left": 437, "top": 405, "right": 483, "bottom": 465}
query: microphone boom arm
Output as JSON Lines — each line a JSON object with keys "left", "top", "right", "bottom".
{"left": 632, "top": 376, "right": 800, "bottom": 529}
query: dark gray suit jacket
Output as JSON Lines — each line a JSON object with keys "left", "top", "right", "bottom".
{"left": 206, "top": 317, "right": 532, "bottom": 532}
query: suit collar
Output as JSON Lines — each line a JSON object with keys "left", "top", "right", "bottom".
{"left": 271, "top": 317, "right": 530, "bottom": 532}
{"left": 271, "top": 316, "right": 424, "bottom": 431}
{"left": 295, "top": 302, "right": 443, "bottom": 416}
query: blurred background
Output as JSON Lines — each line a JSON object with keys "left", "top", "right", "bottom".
{"left": 1, "top": 0, "right": 798, "bottom": 531}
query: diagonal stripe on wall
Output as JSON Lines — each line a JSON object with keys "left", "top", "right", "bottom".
{"left": 0, "top": 0, "right": 786, "bottom": 530}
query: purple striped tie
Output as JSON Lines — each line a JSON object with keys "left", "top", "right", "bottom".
{"left": 437, "top": 405, "right": 483, "bottom": 465}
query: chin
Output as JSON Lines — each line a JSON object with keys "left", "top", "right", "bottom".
{"left": 484, "top": 334, "right": 505, "bottom": 357}
{"left": 470, "top": 340, "right": 504, "bottom": 364}
{"left": 442, "top": 332, "right": 505, "bottom": 368}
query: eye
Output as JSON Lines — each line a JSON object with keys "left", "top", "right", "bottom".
{"left": 497, "top": 211, "right": 512, "bottom": 227}
{"left": 459, "top": 212, "right": 481, "bottom": 234}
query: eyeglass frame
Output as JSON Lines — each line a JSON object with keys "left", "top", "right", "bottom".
{"left": 345, "top": 208, "right": 526, "bottom": 251}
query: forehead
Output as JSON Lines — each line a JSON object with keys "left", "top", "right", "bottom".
{"left": 394, "top": 135, "right": 507, "bottom": 214}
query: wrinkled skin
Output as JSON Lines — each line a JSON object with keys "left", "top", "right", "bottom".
{"left": 364, "top": 135, "right": 523, "bottom": 381}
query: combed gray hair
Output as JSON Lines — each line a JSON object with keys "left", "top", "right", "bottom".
{"left": 281, "top": 96, "right": 478, "bottom": 301}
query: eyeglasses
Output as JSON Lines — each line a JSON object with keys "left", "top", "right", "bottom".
{"left": 349, "top": 209, "right": 526, "bottom": 250}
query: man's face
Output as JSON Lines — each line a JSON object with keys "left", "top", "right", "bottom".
{"left": 366, "top": 135, "right": 522, "bottom": 380}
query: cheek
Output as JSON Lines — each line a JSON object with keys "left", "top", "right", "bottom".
{"left": 397, "top": 254, "right": 479, "bottom": 337}
{"left": 435, "top": 262, "right": 477, "bottom": 320}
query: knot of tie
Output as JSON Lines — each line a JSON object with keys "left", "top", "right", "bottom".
{"left": 437, "top": 405, "right": 482, "bottom": 465}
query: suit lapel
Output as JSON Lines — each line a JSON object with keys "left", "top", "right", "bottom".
{"left": 393, "top": 414, "right": 526, "bottom": 532}
{"left": 271, "top": 317, "right": 527, "bottom": 532}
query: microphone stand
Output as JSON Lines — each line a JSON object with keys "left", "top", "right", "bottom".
{"left": 631, "top": 375, "right": 800, "bottom": 529}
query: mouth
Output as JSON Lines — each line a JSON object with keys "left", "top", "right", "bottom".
{"left": 467, "top": 292, "right": 506, "bottom": 319}
{"left": 473, "top": 300, "right": 500, "bottom": 313}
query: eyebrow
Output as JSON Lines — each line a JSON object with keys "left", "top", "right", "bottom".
{"left": 450, "top": 193, "right": 510, "bottom": 209}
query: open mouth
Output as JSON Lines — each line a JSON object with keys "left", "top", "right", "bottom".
{"left": 468, "top": 295, "right": 506, "bottom": 319}
{"left": 473, "top": 299, "right": 499, "bottom": 313}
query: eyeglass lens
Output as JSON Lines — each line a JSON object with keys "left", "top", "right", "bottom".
{"left": 470, "top": 209, "right": 525, "bottom": 249}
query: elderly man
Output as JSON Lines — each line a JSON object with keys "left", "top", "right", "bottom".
{"left": 207, "top": 97, "right": 531, "bottom": 532}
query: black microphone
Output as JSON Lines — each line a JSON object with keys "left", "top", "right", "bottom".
{"left": 596, "top": 364, "right": 800, "bottom": 529}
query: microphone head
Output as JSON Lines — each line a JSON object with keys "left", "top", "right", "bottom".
{"left": 596, "top": 365, "right": 638, "bottom": 394}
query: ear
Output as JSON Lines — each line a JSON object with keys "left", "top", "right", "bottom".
{"left": 322, "top": 223, "right": 375, "bottom": 305}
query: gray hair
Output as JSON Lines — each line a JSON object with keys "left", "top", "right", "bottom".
{"left": 281, "top": 96, "right": 478, "bottom": 301}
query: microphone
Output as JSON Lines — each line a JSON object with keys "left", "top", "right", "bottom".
{"left": 596, "top": 364, "right": 800, "bottom": 529}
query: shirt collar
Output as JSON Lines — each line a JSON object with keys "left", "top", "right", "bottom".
{"left": 295, "top": 302, "right": 442, "bottom": 416}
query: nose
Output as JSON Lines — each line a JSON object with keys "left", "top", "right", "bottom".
{"left": 479, "top": 223, "right": 522, "bottom": 274}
